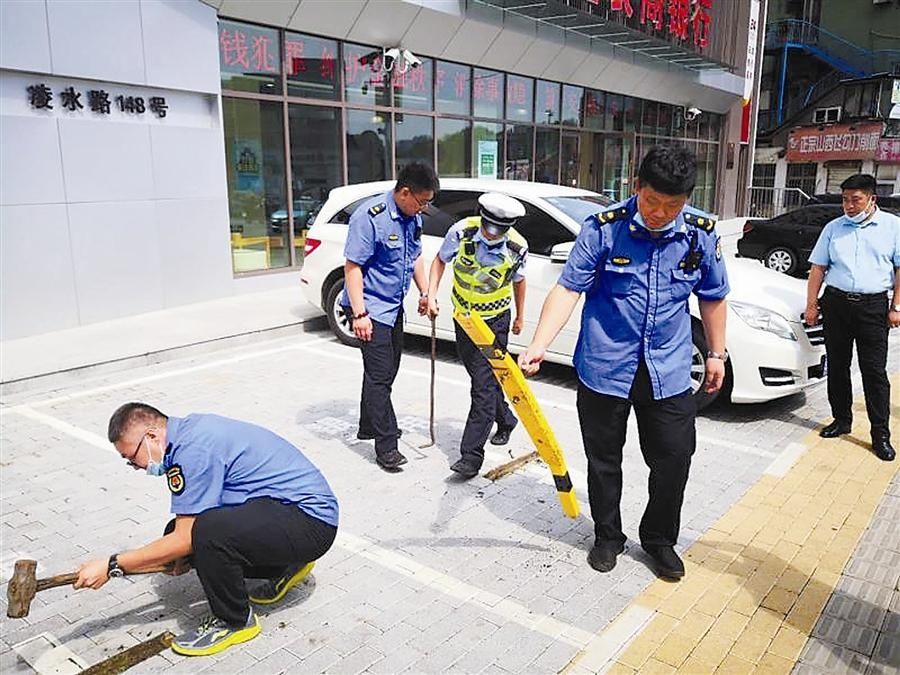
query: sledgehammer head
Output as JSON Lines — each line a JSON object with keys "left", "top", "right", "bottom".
{"left": 7, "top": 559, "right": 38, "bottom": 618}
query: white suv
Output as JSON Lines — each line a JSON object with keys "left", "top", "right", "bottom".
{"left": 300, "top": 179, "right": 826, "bottom": 409}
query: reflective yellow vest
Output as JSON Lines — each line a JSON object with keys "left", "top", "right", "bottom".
{"left": 451, "top": 217, "right": 526, "bottom": 318}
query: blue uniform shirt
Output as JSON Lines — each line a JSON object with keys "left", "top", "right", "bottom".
{"left": 438, "top": 220, "right": 528, "bottom": 282}
{"left": 341, "top": 191, "right": 423, "bottom": 326}
{"left": 163, "top": 414, "right": 339, "bottom": 527}
{"left": 558, "top": 196, "right": 730, "bottom": 400}
{"left": 808, "top": 207, "right": 900, "bottom": 294}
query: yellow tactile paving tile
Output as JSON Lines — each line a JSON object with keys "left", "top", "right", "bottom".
{"left": 565, "top": 376, "right": 899, "bottom": 675}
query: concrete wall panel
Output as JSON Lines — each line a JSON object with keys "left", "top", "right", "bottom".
{"left": 142, "top": 0, "right": 221, "bottom": 93}
{"left": 0, "top": 115, "right": 66, "bottom": 206}
{"left": 0, "top": 0, "right": 52, "bottom": 74}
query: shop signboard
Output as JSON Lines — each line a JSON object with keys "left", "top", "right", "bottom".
{"left": 477, "top": 141, "right": 498, "bottom": 179}
{"left": 785, "top": 122, "right": 884, "bottom": 162}
{"left": 875, "top": 138, "right": 900, "bottom": 164}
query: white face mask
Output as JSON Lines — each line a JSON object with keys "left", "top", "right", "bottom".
{"left": 845, "top": 199, "right": 874, "bottom": 224}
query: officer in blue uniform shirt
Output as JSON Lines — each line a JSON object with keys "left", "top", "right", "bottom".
{"left": 74, "top": 402, "right": 339, "bottom": 657}
{"left": 805, "top": 173, "right": 899, "bottom": 462}
{"left": 426, "top": 193, "right": 528, "bottom": 479}
{"left": 342, "top": 162, "right": 440, "bottom": 471}
{"left": 519, "top": 145, "right": 729, "bottom": 580}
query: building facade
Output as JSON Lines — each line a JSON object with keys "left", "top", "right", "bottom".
{"left": 1, "top": 0, "right": 754, "bottom": 340}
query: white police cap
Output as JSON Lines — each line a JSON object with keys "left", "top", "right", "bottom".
{"left": 479, "top": 192, "right": 525, "bottom": 229}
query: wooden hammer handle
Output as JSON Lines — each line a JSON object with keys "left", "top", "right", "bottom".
{"left": 35, "top": 572, "right": 79, "bottom": 592}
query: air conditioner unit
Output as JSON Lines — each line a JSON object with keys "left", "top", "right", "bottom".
{"left": 812, "top": 106, "right": 842, "bottom": 124}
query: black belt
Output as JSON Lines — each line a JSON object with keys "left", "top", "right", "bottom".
{"left": 825, "top": 287, "right": 888, "bottom": 302}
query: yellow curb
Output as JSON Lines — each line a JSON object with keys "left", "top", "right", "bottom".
{"left": 563, "top": 373, "right": 899, "bottom": 674}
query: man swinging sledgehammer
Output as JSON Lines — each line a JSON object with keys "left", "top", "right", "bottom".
{"left": 73, "top": 402, "right": 339, "bottom": 657}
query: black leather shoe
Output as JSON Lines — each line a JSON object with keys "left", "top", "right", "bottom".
{"left": 873, "top": 438, "right": 896, "bottom": 462}
{"left": 490, "top": 423, "right": 516, "bottom": 446}
{"left": 819, "top": 420, "right": 851, "bottom": 438}
{"left": 358, "top": 429, "right": 403, "bottom": 441}
{"left": 450, "top": 458, "right": 480, "bottom": 479}
{"left": 587, "top": 541, "right": 625, "bottom": 573}
{"left": 376, "top": 449, "right": 407, "bottom": 471}
{"left": 642, "top": 544, "right": 685, "bottom": 580}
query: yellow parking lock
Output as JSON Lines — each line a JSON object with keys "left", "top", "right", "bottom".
{"left": 453, "top": 309, "right": 579, "bottom": 519}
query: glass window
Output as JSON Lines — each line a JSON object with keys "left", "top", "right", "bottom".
{"left": 584, "top": 90, "right": 605, "bottom": 131}
{"left": 505, "top": 74, "right": 534, "bottom": 123}
{"left": 505, "top": 124, "right": 533, "bottom": 181}
{"left": 284, "top": 32, "right": 339, "bottom": 100}
{"left": 606, "top": 94, "right": 624, "bottom": 132}
{"left": 642, "top": 100, "right": 660, "bottom": 135}
{"left": 424, "top": 189, "right": 482, "bottom": 237}
{"left": 658, "top": 103, "right": 675, "bottom": 137}
{"left": 473, "top": 122, "right": 503, "bottom": 179}
{"left": 289, "top": 105, "right": 342, "bottom": 265}
{"left": 436, "top": 61, "right": 471, "bottom": 115}
{"left": 393, "top": 58, "right": 433, "bottom": 111}
{"left": 623, "top": 96, "right": 637, "bottom": 133}
{"left": 218, "top": 20, "right": 281, "bottom": 94}
{"left": 513, "top": 202, "right": 575, "bottom": 256}
{"left": 223, "top": 98, "right": 288, "bottom": 272}
{"left": 535, "top": 127, "right": 560, "bottom": 184}
{"left": 437, "top": 118, "right": 471, "bottom": 178}
{"left": 395, "top": 114, "right": 434, "bottom": 172}
{"left": 346, "top": 108, "right": 392, "bottom": 183}
{"left": 473, "top": 68, "right": 504, "bottom": 119}
{"left": 343, "top": 42, "right": 390, "bottom": 106}
{"left": 536, "top": 80, "right": 560, "bottom": 125}
{"left": 561, "top": 133, "right": 580, "bottom": 187}
{"left": 562, "top": 85, "right": 583, "bottom": 127}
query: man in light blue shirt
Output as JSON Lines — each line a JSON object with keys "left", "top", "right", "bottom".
{"left": 519, "top": 145, "right": 729, "bottom": 580}
{"left": 74, "top": 403, "right": 339, "bottom": 657}
{"left": 342, "top": 162, "right": 439, "bottom": 471}
{"left": 806, "top": 174, "right": 900, "bottom": 462}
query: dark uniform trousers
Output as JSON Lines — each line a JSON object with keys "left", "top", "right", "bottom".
{"left": 359, "top": 312, "right": 404, "bottom": 457}
{"left": 165, "top": 498, "right": 336, "bottom": 627}
{"left": 576, "top": 360, "right": 696, "bottom": 549}
{"left": 821, "top": 288, "right": 891, "bottom": 441}
{"left": 454, "top": 309, "right": 517, "bottom": 466}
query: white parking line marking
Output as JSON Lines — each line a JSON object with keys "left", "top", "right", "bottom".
{"left": 562, "top": 605, "right": 655, "bottom": 674}
{"left": 764, "top": 441, "right": 807, "bottom": 476}
{"left": 337, "top": 531, "right": 596, "bottom": 648}
{"left": 13, "top": 405, "right": 111, "bottom": 455}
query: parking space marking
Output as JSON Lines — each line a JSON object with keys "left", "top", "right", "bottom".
{"left": 8, "top": 405, "right": 598, "bottom": 655}
{"left": 764, "top": 441, "right": 807, "bottom": 476}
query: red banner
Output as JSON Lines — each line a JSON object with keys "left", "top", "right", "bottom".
{"left": 875, "top": 138, "right": 900, "bottom": 164}
{"left": 785, "top": 122, "right": 884, "bottom": 162}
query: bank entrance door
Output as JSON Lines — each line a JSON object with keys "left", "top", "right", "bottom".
{"left": 595, "top": 133, "right": 635, "bottom": 203}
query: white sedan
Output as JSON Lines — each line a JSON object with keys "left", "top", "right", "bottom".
{"left": 300, "top": 179, "right": 826, "bottom": 409}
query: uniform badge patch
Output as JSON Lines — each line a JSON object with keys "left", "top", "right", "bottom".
{"left": 388, "top": 234, "right": 399, "bottom": 241}
{"left": 166, "top": 465, "right": 185, "bottom": 495}
{"left": 611, "top": 256, "right": 631, "bottom": 265}
{"left": 715, "top": 237, "right": 722, "bottom": 260}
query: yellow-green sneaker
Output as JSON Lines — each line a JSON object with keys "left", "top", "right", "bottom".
{"left": 171, "top": 611, "right": 260, "bottom": 657}
{"left": 248, "top": 562, "right": 315, "bottom": 605}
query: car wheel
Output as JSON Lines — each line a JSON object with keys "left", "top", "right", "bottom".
{"left": 690, "top": 321, "right": 727, "bottom": 411}
{"left": 325, "top": 277, "right": 361, "bottom": 348}
{"left": 763, "top": 247, "right": 797, "bottom": 276}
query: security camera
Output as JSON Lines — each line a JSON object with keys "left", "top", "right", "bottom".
{"left": 382, "top": 47, "right": 401, "bottom": 71}
{"left": 402, "top": 49, "right": 422, "bottom": 68}
{"left": 684, "top": 106, "right": 702, "bottom": 121}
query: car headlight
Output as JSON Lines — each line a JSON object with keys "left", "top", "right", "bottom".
{"left": 730, "top": 301, "right": 797, "bottom": 341}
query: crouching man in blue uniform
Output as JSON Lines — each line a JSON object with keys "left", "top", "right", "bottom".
{"left": 519, "top": 145, "right": 729, "bottom": 580}
{"left": 74, "top": 402, "right": 339, "bottom": 657}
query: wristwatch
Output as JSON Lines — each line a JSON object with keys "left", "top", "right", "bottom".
{"left": 351, "top": 310, "right": 369, "bottom": 321}
{"left": 707, "top": 350, "right": 729, "bottom": 362}
{"left": 107, "top": 554, "right": 125, "bottom": 579}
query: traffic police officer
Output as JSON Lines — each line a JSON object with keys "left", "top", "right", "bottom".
{"left": 426, "top": 193, "right": 528, "bottom": 479}
{"left": 519, "top": 145, "right": 729, "bottom": 580}
{"left": 805, "top": 173, "right": 899, "bottom": 462}
{"left": 342, "top": 162, "right": 440, "bottom": 471}
{"left": 74, "top": 402, "right": 339, "bottom": 657}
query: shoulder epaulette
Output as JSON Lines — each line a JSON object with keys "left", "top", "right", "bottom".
{"left": 368, "top": 202, "right": 386, "bottom": 217}
{"left": 683, "top": 211, "right": 716, "bottom": 231}
{"left": 461, "top": 225, "right": 480, "bottom": 238}
{"left": 597, "top": 207, "right": 630, "bottom": 224}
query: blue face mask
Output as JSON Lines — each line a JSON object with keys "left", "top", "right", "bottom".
{"left": 145, "top": 439, "right": 165, "bottom": 476}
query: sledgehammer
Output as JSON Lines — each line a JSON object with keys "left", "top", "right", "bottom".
{"left": 7, "top": 558, "right": 163, "bottom": 619}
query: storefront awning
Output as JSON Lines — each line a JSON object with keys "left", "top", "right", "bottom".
{"left": 472, "top": 0, "right": 730, "bottom": 73}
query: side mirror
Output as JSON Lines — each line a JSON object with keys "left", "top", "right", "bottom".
{"left": 550, "top": 241, "right": 574, "bottom": 264}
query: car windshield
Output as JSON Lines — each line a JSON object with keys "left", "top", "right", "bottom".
{"left": 544, "top": 195, "right": 611, "bottom": 226}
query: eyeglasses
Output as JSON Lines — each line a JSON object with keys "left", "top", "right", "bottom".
{"left": 124, "top": 433, "right": 147, "bottom": 467}
{"left": 407, "top": 190, "right": 432, "bottom": 210}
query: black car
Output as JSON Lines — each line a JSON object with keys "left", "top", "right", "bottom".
{"left": 737, "top": 204, "right": 899, "bottom": 277}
